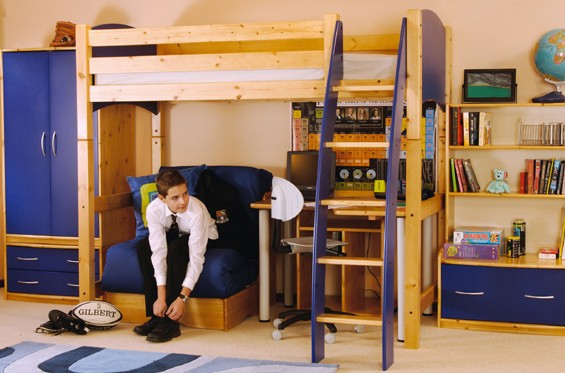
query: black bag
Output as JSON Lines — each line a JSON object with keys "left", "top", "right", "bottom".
{"left": 195, "top": 169, "right": 258, "bottom": 260}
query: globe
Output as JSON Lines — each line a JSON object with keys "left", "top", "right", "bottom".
{"left": 532, "top": 28, "right": 565, "bottom": 103}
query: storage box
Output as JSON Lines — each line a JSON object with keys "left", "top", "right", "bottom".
{"left": 443, "top": 242, "right": 500, "bottom": 260}
{"left": 453, "top": 226, "right": 505, "bottom": 245}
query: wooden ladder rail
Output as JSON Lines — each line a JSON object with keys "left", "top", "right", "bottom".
{"left": 310, "top": 17, "right": 407, "bottom": 371}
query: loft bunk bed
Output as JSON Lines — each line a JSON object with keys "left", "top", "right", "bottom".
{"left": 74, "top": 9, "right": 449, "bottom": 349}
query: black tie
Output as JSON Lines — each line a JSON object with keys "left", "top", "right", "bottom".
{"left": 167, "top": 214, "right": 179, "bottom": 242}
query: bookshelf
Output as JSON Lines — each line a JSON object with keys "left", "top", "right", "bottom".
{"left": 439, "top": 103, "right": 565, "bottom": 335}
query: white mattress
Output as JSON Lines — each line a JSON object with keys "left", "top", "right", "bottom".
{"left": 94, "top": 53, "right": 397, "bottom": 85}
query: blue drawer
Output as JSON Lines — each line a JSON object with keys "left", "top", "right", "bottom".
{"left": 441, "top": 264, "right": 565, "bottom": 326}
{"left": 7, "top": 269, "right": 100, "bottom": 297}
{"left": 7, "top": 246, "right": 99, "bottom": 273}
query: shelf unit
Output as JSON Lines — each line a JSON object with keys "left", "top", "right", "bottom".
{"left": 440, "top": 102, "right": 565, "bottom": 335}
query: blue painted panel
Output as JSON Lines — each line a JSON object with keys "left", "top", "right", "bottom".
{"left": 8, "top": 269, "right": 100, "bottom": 297}
{"left": 3, "top": 52, "right": 52, "bottom": 235}
{"left": 7, "top": 246, "right": 99, "bottom": 274}
{"left": 48, "top": 51, "right": 79, "bottom": 237}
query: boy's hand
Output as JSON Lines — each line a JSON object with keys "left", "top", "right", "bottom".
{"left": 153, "top": 298, "right": 168, "bottom": 318}
{"left": 166, "top": 298, "right": 185, "bottom": 321}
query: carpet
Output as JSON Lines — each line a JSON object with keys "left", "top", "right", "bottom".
{"left": 0, "top": 341, "right": 338, "bottom": 372}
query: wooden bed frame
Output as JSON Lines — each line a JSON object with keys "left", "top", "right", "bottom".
{"left": 75, "top": 10, "right": 450, "bottom": 344}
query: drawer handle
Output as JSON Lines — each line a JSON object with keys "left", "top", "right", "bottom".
{"left": 67, "top": 283, "right": 79, "bottom": 287}
{"left": 16, "top": 257, "right": 39, "bottom": 261}
{"left": 17, "top": 280, "right": 39, "bottom": 285}
{"left": 67, "top": 260, "right": 79, "bottom": 264}
{"left": 455, "top": 291, "right": 484, "bottom": 296}
{"left": 524, "top": 295, "right": 554, "bottom": 300}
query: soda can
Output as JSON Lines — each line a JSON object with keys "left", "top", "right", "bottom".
{"left": 507, "top": 236, "right": 520, "bottom": 258}
{"left": 512, "top": 219, "right": 526, "bottom": 256}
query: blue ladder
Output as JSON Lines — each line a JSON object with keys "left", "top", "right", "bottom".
{"left": 310, "top": 17, "right": 407, "bottom": 371}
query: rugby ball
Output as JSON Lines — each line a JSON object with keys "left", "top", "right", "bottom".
{"left": 70, "top": 301, "right": 123, "bottom": 330}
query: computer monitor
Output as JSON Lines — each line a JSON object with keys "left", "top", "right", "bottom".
{"left": 286, "top": 150, "right": 336, "bottom": 201}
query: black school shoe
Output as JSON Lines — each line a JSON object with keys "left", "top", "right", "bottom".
{"left": 146, "top": 317, "right": 180, "bottom": 343}
{"left": 48, "top": 310, "right": 89, "bottom": 335}
{"left": 133, "top": 315, "right": 161, "bottom": 336}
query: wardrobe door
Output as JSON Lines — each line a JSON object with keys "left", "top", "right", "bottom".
{"left": 3, "top": 51, "right": 52, "bottom": 235}
{"left": 48, "top": 50, "right": 78, "bottom": 237}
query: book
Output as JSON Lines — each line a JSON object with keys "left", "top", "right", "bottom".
{"left": 533, "top": 159, "right": 541, "bottom": 194}
{"left": 519, "top": 171, "right": 527, "bottom": 194}
{"left": 526, "top": 159, "right": 535, "bottom": 194}
{"left": 462, "top": 112, "right": 470, "bottom": 146}
{"left": 538, "top": 247, "right": 558, "bottom": 260}
{"left": 450, "top": 158, "right": 458, "bottom": 192}
{"left": 443, "top": 242, "right": 499, "bottom": 260}
{"left": 462, "top": 158, "right": 480, "bottom": 192}
{"left": 469, "top": 112, "right": 479, "bottom": 146}
{"left": 453, "top": 226, "right": 505, "bottom": 245}
{"left": 450, "top": 107, "right": 459, "bottom": 146}
{"left": 478, "top": 111, "right": 492, "bottom": 146}
{"left": 557, "top": 160, "right": 565, "bottom": 195}
{"left": 454, "top": 158, "right": 468, "bottom": 192}
{"left": 548, "top": 159, "right": 561, "bottom": 194}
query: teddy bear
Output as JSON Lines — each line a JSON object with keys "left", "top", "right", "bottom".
{"left": 486, "top": 168, "right": 510, "bottom": 194}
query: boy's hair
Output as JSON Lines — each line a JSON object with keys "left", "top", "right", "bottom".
{"left": 155, "top": 170, "right": 187, "bottom": 197}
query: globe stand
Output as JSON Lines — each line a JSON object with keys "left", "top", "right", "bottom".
{"left": 532, "top": 78, "right": 565, "bottom": 103}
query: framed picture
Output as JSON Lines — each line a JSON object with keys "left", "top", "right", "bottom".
{"left": 463, "top": 69, "right": 517, "bottom": 103}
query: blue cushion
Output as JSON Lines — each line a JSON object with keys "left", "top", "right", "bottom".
{"left": 101, "top": 238, "right": 257, "bottom": 298}
{"left": 126, "top": 165, "right": 207, "bottom": 236}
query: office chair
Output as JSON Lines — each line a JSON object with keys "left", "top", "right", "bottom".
{"left": 270, "top": 177, "right": 363, "bottom": 343}
{"left": 271, "top": 232, "right": 362, "bottom": 343}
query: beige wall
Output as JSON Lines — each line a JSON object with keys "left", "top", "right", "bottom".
{"left": 2, "top": 0, "right": 564, "bottom": 175}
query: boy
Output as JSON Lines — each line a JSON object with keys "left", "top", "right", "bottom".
{"left": 134, "top": 169, "right": 218, "bottom": 342}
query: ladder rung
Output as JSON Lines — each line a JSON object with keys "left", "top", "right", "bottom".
{"left": 334, "top": 85, "right": 395, "bottom": 92}
{"left": 325, "top": 141, "right": 389, "bottom": 149}
{"left": 321, "top": 197, "right": 387, "bottom": 207}
{"left": 318, "top": 256, "right": 383, "bottom": 266}
{"left": 317, "top": 313, "right": 382, "bottom": 326}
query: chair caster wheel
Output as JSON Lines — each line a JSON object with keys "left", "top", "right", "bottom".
{"left": 324, "top": 332, "right": 336, "bottom": 344}
{"left": 354, "top": 325, "right": 365, "bottom": 334}
{"left": 272, "top": 329, "right": 283, "bottom": 340}
{"left": 273, "top": 318, "right": 283, "bottom": 329}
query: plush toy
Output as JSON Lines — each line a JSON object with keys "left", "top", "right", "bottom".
{"left": 486, "top": 169, "right": 510, "bottom": 194}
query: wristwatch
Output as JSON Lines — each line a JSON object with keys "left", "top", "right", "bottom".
{"left": 178, "top": 294, "right": 189, "bottom": 304}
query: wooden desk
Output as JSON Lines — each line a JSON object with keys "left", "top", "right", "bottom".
{"left": 252, "top": 198, "right": 437, "bottom": 342}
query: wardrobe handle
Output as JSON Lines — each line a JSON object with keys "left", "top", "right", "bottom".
{"left": 524, "top": 295, "right": 554, "bottom": 300}
{"left": 51, "top": 131, "right": 57, "bottom": 156}
{"left": 67, "top": 260, "right": 79, "bottom": 264}
{"left": 17, "top": 280, "right": 39, "bottom": 285}
{"left": 41, "top": 132, "right": 47, "bottom": 157}
{"left": 455, "top": 291, "right": 484, "bottom": 296}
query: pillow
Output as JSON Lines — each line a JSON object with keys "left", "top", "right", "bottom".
{"left": 126, "top": 164, "right": 207, "bottom": 236}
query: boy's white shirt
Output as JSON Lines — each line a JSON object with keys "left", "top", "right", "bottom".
{"left": 146, "top": 195, "right": 218, "bottom": 290}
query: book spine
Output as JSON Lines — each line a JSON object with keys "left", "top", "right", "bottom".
{"left": 462, "top": 112, "right": 470, "bottom": 146}
{"left": 450, "top": 158, "right": 458, "bottom": 192}
{"left": 533, "top": 159, "right": 541, "bottom": 194}
{"left": 455, "top": 158, "right": 468, "bottom": 192}
{"left": 462, "top": 158, "right": 480, "bottom": 192}
{"left": 549, "top": 159, "right": 561, "bottom": 194}
{"left": 450, "top": 107, "right": 459, "bottom": 146}
{"left": 526, "top": 159, "right": 534, "bottom": 194}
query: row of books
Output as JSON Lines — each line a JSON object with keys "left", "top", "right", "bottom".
{"left": 449, "top": 108, "right": 492, "bottom": 146}
{"left": 523, "top": 158, "right": 565, "bottom": 195}
{"left": 449, "top": 158, "right": 481, "bottom": 193}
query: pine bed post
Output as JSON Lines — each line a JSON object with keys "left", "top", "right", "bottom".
{"left": 404, "top": 9, "right": 424, "bottom": 349}
{"left": 76, "top": 24, "right": 96, "bottom": 301}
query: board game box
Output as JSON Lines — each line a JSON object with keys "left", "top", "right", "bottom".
{"left": 453, "top": 226, "right": 505, "bottom": 245}
{"left": 443, "top": 242, "right": 500, "bottom": 260}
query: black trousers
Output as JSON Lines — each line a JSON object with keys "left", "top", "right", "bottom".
{"left": 137, "top": 235, "right": 190, "bottom": 317}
